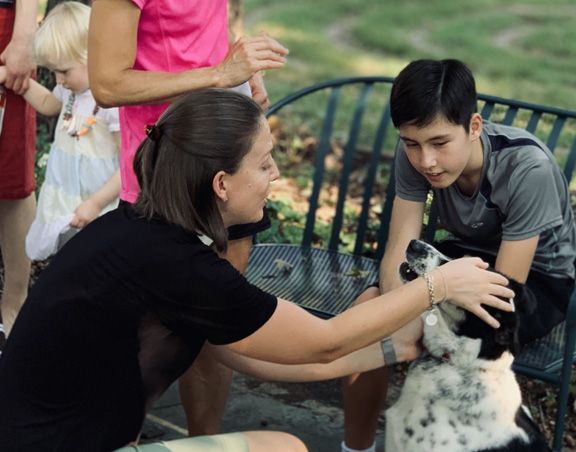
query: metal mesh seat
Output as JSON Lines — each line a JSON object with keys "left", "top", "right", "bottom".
{"left": 247, "top": 244, "right": 379, "bottom": 319}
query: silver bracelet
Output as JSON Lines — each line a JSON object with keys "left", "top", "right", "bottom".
{"left": 380, "top": 336, "right": 397, "bottom": 365}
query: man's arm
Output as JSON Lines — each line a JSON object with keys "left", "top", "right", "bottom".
{"left": 379, "top": 196, "right": 426, "bottom": 293}
{"left": 88, "top": 0, "right": 288, "bottom": 108}
{"left": 495, "top": 236, "right": 539, "bottom": 283}
{"left": 0, "top": 0, "right": 38, "bottom": 94}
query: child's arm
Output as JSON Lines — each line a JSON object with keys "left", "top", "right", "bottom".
{"left": 379, "top": 197, "right": 425, "bottom": 293}
{"left": 494, "top": 157, "right": 558, "bottom": 283}
{"left": 495, "top": 237, "right": 539, "bottom": 284}
{"left": 71, "top": 130, "right": 121, "bottom": 229}
{"left": 70, "top": 123, "right": 122, "bottom": 229}
{"left": 0, "top": 66, "right": 61, "bottom": 116}
{"left": 71, "top": 168, "right": 121, "bottom": 229}
{"left": 22, "top": 79, "right": 62, "bottom": 116}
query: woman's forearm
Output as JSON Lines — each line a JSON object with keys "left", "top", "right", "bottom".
{"left": 212, "top": 341, "right": 387, "bottom": 382}
{"left": 90, "top": 66, "right": 221, "bottom": 108}
{"left": 229, "top": 278, "right": 430, "bottom": 365}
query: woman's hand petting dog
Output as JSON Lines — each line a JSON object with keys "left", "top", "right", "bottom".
{"left": 435, "top": 257, "right": 515, "bottom": 329}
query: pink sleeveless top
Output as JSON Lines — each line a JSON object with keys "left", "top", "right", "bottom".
{"left": 120, "top": 0, "right": 229, "bottom": 202}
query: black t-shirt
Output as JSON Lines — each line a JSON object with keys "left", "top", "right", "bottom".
{"left": 0, "top": 204, "right": 277, "bottom": 451}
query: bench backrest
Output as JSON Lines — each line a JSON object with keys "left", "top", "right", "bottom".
{"left": 266, "top": 77, "right": 576, "bottom": 258}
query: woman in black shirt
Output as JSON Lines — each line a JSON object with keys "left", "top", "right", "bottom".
{"left": 0, "top": 90, "right": 514, "bottom": 452}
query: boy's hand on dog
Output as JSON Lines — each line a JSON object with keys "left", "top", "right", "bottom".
{"left": 436, "top": 257, "right": 515, "bottom": 329}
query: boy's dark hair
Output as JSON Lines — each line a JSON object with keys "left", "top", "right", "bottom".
{"left": 390, "top": 59, "right": 477, "bottom": 129}
{"left": 133, "top": 89, "right": 263, "bottom": 252}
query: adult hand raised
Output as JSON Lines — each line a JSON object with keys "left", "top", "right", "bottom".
{"left": 215, "top": 33, "right": 288, "bottom": 89}
{"left": 1, "top": 35, "right": 35, "bottom": 95}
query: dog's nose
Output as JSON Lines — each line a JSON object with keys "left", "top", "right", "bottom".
{"left": 407, "top": 239, "right": 425, "bottom": 254}
{"left": 399, "top": 262, "right": 418, "bottom": 281}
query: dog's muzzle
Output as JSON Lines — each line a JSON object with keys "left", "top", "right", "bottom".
{"left": 399, "top": 261, "right": 419, "bottom": 282}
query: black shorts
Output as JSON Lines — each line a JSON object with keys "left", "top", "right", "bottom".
{"left": 120, "top": 201, "right": 271, "bottom": 241}
{"left": 435, "top": 240, "right": 574, "bottom": 345}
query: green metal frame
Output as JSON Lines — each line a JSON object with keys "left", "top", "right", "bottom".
{"left": 246, "top": 77, "right": 576, "bottom": 451}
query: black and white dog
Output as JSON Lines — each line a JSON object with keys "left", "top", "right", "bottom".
{"left": 385, "top": 240, "right": 551, "bottom": 452}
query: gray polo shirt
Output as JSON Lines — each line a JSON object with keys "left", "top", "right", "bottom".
{"left": 395, "top": 121, "right": 576, "bottom": 279}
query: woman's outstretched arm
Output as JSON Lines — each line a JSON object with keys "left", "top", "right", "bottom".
{"left": 211, "top": 317, "right": 421, "bottom": 382}
{"left": 227, "top": 258, "right": 514, "bottom": 365}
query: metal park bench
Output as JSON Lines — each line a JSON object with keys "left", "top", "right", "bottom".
{"left": 245, "top": 77, "right": 576, "bottom": 451}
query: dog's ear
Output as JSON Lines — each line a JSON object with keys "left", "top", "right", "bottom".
{"left": 487, "top": 302, "right": 516, "bottom": 347}
{"left": 507, "top": 280, "right": 539, "bottom": 351}
{"left": 469, "top": 296, "right": 517, "bottom": 357}
{"left": 494, "top": 322, "right": 515, "bottom": 347}
{"left": 496, "top": 279, "right": 542, "bottom": 353}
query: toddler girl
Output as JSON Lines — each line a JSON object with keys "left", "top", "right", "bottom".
{"left": 0, "top": 1, "right": 120, "bottom": 260}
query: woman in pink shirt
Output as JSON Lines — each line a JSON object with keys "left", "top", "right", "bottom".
{"left": 89, "top": 0, "right": 287, "bottom": 204}
{"left": 88, "top": 0, "right": 289, "bottom": 440}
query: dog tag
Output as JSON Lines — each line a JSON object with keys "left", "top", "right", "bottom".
{"left": 425, "top": 310, "right": 438, "bottom": 326}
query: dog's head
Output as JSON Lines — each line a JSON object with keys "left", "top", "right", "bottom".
{"left": 400, "top": 240, "right": 533, "bottom": 362}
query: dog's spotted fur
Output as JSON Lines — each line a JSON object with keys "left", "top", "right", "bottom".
{"left": 385, "top": 240, "right": 550, "bottom": 452}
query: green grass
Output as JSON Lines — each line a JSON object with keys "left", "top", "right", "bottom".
{"left": 245, "top": 0, "right": 576, "bottom": 110}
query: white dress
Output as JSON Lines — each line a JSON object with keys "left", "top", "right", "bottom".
{"left": 26, "top": 85, "right": 120, "bottom": 260}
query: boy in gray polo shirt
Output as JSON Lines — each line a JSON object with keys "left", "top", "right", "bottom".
{"left": 341, "top": 58, "right": 576, "bottom": 452}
